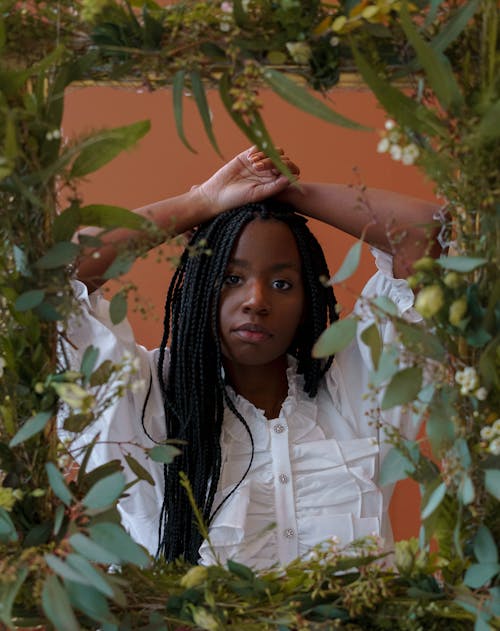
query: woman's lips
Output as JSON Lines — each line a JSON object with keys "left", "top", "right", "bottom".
{"left": 232, "top": 323, "right": 272, "bottom": 342}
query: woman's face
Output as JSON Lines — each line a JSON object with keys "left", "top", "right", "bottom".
{"left": 218, "top": 217, "right": 305, "bottom": 372}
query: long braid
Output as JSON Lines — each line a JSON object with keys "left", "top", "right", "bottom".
{"left": 155, "top": 201, "right": 337, "bottom": 563}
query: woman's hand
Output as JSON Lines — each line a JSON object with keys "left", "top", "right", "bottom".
{"left": 197, "top": 146, "right": 300, "bottom": 217}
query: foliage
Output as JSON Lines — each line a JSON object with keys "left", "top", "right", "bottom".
{"left": 0, "top": 0, "right": 499, "bottom": 629}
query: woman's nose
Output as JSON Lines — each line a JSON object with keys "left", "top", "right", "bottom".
{"left": 242, "top": 281, "right": 270, "bottom": 314}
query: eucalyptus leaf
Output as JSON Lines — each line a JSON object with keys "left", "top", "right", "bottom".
{"left": 474, "top": 526, "right": 498, "bottom": 564}
{"left": 312, "top": 317, "right": 358, "bottom": 357}
{"left": 436, "top": 256, "right": 487, "bottom": 272}
{"left": 69, "top": 532, "right": 121, "bottom": 565}
{"left": 484, "top": 469, "right": 500, "bottom": 500}
{"left": 103, "top": 254, "right": 135, "bottom": 280}
{"left": 109, "top": 290, "right": 128, "bottom": 324}
{"left": 148, "top": 444, "right": 182, "bottom": 464}
{"left": 9, "top": 410, "right": 52, "bottom": 447}
{"left": 371, "top": 346, "right": 399, "bottom": 387}
{"left": 421, "top": 481, "right": 447, "bottom": 519}
{"left": 360, "top": 323, "right": 382, "bottom": 370}
{"left": 70, "top": 120, "right": 150, "bottom": 177}
{"left": 82, "top": 471, "right": 126, "bottom": 510}
{"left": 464, "top": 563, "right": 500, "bottom": 589}
{"left": 394, "top": 321, "right": 445, "bottom": 361}
{"left": 400, "top": 4, "right": 463, "bottom": 112}
{"left": 45, "top": 461, "right": 74, "bottom": 507}
{"left": 381, "top": 366, "right": 422, "bottom": 410}
{"left": 14, "top": 289, "right": 46, "bottom": 312}
{"left": 379, "top": 447, "right": 415, "bottom": 486}
{"left": 330, "top": 241, "right": 362, "bottom": 284}
{"left": 65, "top": 581, "right": 115, "bottom": 625}
{"left": 45, "top": 553, "right": 89, "bottom": 586}
{"left": 0, "top": 507, "right": 18, "bottom": 543}
{"left": 81, "top": 345, "right": 100, "bottom": 382}
{"left": 0, "top": 566, "right": 27, "bottom": 628}
{"left": 263, "top": 69, "right": 369, "bottom": 131}
{"left": 65, "top": 553, "right": 115, "bottom": 598}
{"left": 173, "top": 70, "right": 196, "bottom": 153}
{"left": 42, "top": 575, "right": 80, "bottom": 631}
{"left": 80, "top": 204, "right": 153, "bottom": 231}
{"left": 53, "top": 203, "right": 81, "bottom": 242}
{"left": 190, "top": 71, "right": 222, "bottom": 158}
{"left": 36, "top": 241, "right": 79, "bottom": 269}
{"left": 53, "top": 504, "right": 65, "bottom": 536}
{"left": 89, "top": 522, "right": 150, "bottom": 566}
{"left": 372, "top": 296, "right": 398, "bottom": 316}
{"left": 459, "top": 474, "right": 475, "bottom": 505}
{"left": 125, "top": 453, "right": 155, "bottom": 485}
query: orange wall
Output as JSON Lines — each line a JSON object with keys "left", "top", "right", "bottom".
{"left": 63, "top": 84, "right": 436, "bottom": 541}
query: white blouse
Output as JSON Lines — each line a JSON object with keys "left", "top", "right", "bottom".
{"left": 63, "top": 249, "right": 421, "bottom": 570}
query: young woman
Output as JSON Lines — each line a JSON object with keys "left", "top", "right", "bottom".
{"left": 65, "top": 147, "right": 439, "bottom": 569}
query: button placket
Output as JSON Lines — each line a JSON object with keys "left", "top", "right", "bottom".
{"left": 270, "top": 420, "right": 298, "bottom": 565}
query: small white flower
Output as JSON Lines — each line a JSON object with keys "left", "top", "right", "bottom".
{"left": 388, "top": 130, "right": 401, "bottom": 143}
{"left": 475, "top": 387, "right": 488, "bottom": 401}
{"left": 493, "top": 419, "right": 500, "bottom": 434}
{"left": 389, "top": 144, "right": 402, "bottom": 161}
{"left": 377, "top": 137, "right": 390, "bottom": 153}
{"left": 401, "top": 143, "right": 420, "bottom": 166}
{"left": 329, "top": 36, "right": 340, "bottom": 46}
{"left": 455, "top": 370, "right": 466, "bottom": 385}
{"left": 480, "top": 426, "right": 495, "bottom": 440}
{"left": 220, "top": 21, "right": 231, "bottom": 31}
{"left": 0, "top": 356, "right": 6, "bottom": 378}
{"left": 385, "top": 119, "right": 396, "bottom": 131}
{"left": 488, "top": 437, "right": 500, "bottom": 456}
{"left": 91, "top": 251, "right": 101, "bottom": 259}
{"left": 286, "top": 42, "right": 312, "bottom": 64}
{"left": 221, "top": 1, "right": 232, "bottom": 11}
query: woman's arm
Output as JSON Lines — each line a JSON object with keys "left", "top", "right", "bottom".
{"left": 75, "top": 147, "right": 298, "bottom": 291}
{"left": 274, "top": 181, "right": 440, "bottom": 279}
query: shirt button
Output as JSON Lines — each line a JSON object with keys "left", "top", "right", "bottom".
{"left": 284, "top": 528, "right": 295, "bottom": 538}
{"left": 279, "top": 473, "right": 289, "bottom": 484}
{"left": 273, "top": 423, "right": 286, "bottom": 434}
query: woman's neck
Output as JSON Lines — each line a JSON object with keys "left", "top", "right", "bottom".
{"left": 224, "top": 356, "right": 289, "bottom": 420}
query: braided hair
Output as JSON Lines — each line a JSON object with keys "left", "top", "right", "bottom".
{"left": 156, "top": 199, "right": 337, "bottom": 563}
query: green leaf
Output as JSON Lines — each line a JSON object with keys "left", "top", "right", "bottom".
{"left": 82, "top": 471, "right": 126, "bottom": 510}
{"left": 9, "top": 411, "right": 52, "bottom": 447}
{"left": 190, "top": 71, "right": 222, "bottom": 158}
{"left": 381, "top": 366, "right": 422, "bottom": 410}
{"left": 125, "top": 453, "right": 155, "bottom": 485}
{"left": 459, "top": 473, "right": 475, "bottom": 505}
{"left": 53, "top": 504, "right": 65, "bottom": 536}
{"left": 109, "top": 290, "right": 128, "bottom": 325}
{"left": 464, "top": 563, "right": 500, "bottom": 589}
{"left": 227, "top": 559, "right": 255, "bottom": 580}
{"left": 330, "top": 241, "right": 362, "bottom": 284}
{"left": 431, "top": 0, "right": 481, "bottom": 54}
{"left": 426, "top": 390, "right": 456, "bottom": 454}
{"left": 0, "top": 566, "right": 27, "bottom": 628}
{"left": 65, "top": 581, "right": 114, "bottom": 626}
{"left": 351, "top": 44, "right": 446, "bottom": 138}
{"left": 394, "top": 321, "right": 445, "bottom": 361}
{"left": 360, "top": 323, "right": 382, "bottom": 369}
{"left": 89, "top": 359, "right": 114, "bottom": 387}
{"left": 89, "top": 522, "right": 150, "bottom": 566}
{"left": 473, "top": 100, "right": 500, "bottom": 144}
{"left": 148, "top": 444, "right": 182, "bottom": 464}
{"left": 400, "top": 4, "right": 463, "bottom": 112}
{"left": 379, "top": 447, "right": 415, "bottom": 486}
{"left": 14, "top": 289, "right": 45, "bottom": 311}
{"left": 65, "top": 553, "right": 115, "bottom": 598}
{"left": 312, "top": 317, "right": 358, "bottom": 357}
{"left": 436, "top": 256, "right": 487, "bottom": 272}
{"left": 173, "top": 70, "right": 196, "bottom": 153}
{"left": 263, "top": 69, "right": 370, "bottom": 131}
{"left": 0, "top": 507, "right": 18, "bottom": 544}
{"left": 36, "top": 241, "right": 79, "bottom": 270}
{"left": 474, "top": 526, "right": 498, "bottom": 564}
{"left": 70, "top": 120, "right": 151, "bottom": 177}
{"left": 45, "top": 462, "right": 74, "bottom": 507}
{"left": 103, "top": 254, "right": 135, "bottom": 280}
{"left": 80, "top": 204, "right": 153, "bottom": 231}
{"left": 421, "top": 481, "right": 447, "bottom": 519}
{"left": 371, "top": 346, "right": 399, "bottom": 387}
{"left": 81, "top": 345, "right": 100, "bottom": 382}
{"left": 372, "top": 296, "right": 398, "bottom": 316}
{"left": 45, "top": 553, "right": 89, "bottom": 585}
{"left": 53, "top": 203, "right": 81, "bottom": 242}
{"left": 42, "top": 575, "right": 80, "bottom": 631}
{"left": 484, "top": 469, "right": 500, "bottom": 500}
{"left": 69, "top": 532, "right": 121, "bottom": 565}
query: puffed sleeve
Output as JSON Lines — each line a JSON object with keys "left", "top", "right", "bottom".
{"left": 327, "top": 248, "right": 423, "bottom": 446}
{"left": 61, "top": 281, "right": 168, "bottom": 467}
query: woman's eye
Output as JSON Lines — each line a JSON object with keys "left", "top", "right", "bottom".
{"left": 224, "top": 274, "right": 241, "bottom": 286}
{"left": 272, "top": 279, "right": 292, "bottom": 290}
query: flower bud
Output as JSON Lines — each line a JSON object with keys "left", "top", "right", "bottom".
{"left": 448, "top": 297, "right": 467, "bottom": 326}
{"left": 415, "top": 285, "right": 444, "bottom": 319}
{"left": 180, "top": 565, "right": 208, "bottom": 588}
{"left": 413, "top": 256, "right": 435, "bottom": 272}
{"left": 443, "top": 272, "right": 462, "bottom": 289}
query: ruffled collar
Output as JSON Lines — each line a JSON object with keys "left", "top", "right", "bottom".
{"left": 222, "top": 356, "right": 319, "bottom": 450}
